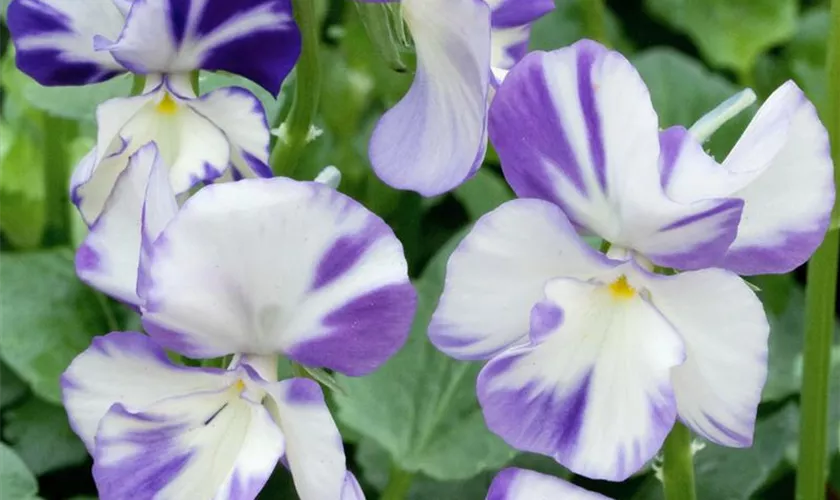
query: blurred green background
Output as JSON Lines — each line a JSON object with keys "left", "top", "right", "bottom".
{"left": 0, "top": 0, "right": 838, "bottom": 498}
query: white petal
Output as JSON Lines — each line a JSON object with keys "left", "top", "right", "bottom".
{"left": 643, "top": 269, "right": 769, "bottom": 447}
{"left": 368, "top": 0, "right": 491, "bottom": 196}
{"left": 478, "top": 272, "right": 685, "bottom": 480}
{"left": 263, "top": 378, "right": 346, "bottom": 500}
{"left": 61, "top": 332, "right": 235, "bottom": 453}
{"left": 141, "top": 178, "right": 415, "bottom": 375}
{"left": 93, "top": 386, "right": 284, "bottom": 499}
{"left": 430, "top": 198, "right": 615, "bottom": 360}
{"left": 76, "top": 144, "right": 175, "bottom": 306}
{"left": 486, "top": 468, "right": 610, "bottom": 500}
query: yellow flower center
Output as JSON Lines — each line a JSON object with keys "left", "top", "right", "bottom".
{"left": 234, "top": 379, "right": 246, "bottom": 393}
{"left": 155, "top": 92, "right": 179, "bottom": 115}
{"left": 608, "top": 275, "right": 636, "bottom": 300}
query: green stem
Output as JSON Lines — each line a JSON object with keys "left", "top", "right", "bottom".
{"left": 796, "top": 2, "right": 840, "bottom": 499}
{"left": 270, "top": 0, "right": 321, "bottom": 177}
{"left": 580, "top": 0, "right": 609, "bottom": 46}
{"left": 42, "top": 115, "right": 77, "bottom": 247}
{"left": 381, "top": 464, "right": 413, "bottom": 500}
{"left": 661, "top": 422, "right": 697, "bottom": 500}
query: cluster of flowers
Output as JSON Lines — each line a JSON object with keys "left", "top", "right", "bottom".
{"left": 8, "top": 0, "right": 834, "bottom": 498}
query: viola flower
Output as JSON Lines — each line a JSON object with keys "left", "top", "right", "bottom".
{"left": 487, "top": 468, "right": 609, "bottom": 500}
{"left": 62, "top": 331, "right": 364, "bottom": 499}
{"left": 76, "top": 143, "right": 417, "bottom": 377}
{"left": 7, "top": 0, "right": 300, "bottom": 95}
{"left": 70, "top": 74, "right": 272, "bottom": 223}
{"left": 429, "top": 40, "right": 833, "bottom": 480}
{"left": 355, "top": 0, "right": 553, "bottom": 196}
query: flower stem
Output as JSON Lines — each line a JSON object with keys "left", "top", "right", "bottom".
{"left": 796, "top": 1, "right": 840, "bottom": 499}
{"left": 661, "top": 422, "right": 697, "bottom": 500}
{"left": 42, "top": 115, "right": 77, "bottom": 247}
{"left": 270, "top": 0, "right": 321, "bottom": 177}
{"left": 381, "top": 464, "right": 413, "bottom": 500}
{"left": 581, "top": 0, "right": 609, "bottom": 46}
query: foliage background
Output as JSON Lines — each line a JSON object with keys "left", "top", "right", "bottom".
{"left": 0, "top": 0, "right": 839, "bottom": 498}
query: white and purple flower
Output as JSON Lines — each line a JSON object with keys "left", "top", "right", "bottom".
{"left": 486, "top": 468, "right": 609, "bottom": 500}
{"left": 355, "top": 0, "right": 553, "bottom": 196}
{"left": 429, "top": 40, "right": 833, "bottom": 481}
{"left": 7, "top": 0, "right": 301, "bottom": 94}
{"left": 62, "top": 332, "right": 365, "bottom": 499}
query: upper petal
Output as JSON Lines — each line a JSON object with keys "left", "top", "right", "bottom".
{"left": 487, "top": 0, "right": 554, "bottom": 76}
{"left": 486, "top": 467, "right": 610, "bottom": 500}
{"left": 93, "top": 386, "right": 284, "bottom": 499}
{"left": 489, "top": 41, "right": 742, "bottom": 269}
{"left": 477, "top": 274, "right": 684, "bottom": 481}
{"left": 76, "top": 143, "right": 176, "bottom": 307}
{"left": 262, "top": 378, "right": 346, "bottom": 500}
{"left": 642, "top": 269, "right": 769, "bottom": 447}
{"left": 8, "top": 0, "right": 126, "bottom": 85}
{"left": 668, "top": 81, "right": 834, "bottom": 275}
{"left": 61, "top": 331, "right": 234, "bottom": 453}
{"left": 368, "top": 0, "right": 491, "bottom": 196}
{"left": 105, "top": 0, "right": 301, "bottom": 94}
{"left": 141, "top": 178, "right": 416, "bottom": 375}
{"left": 429, "top": 198, "right": 615, "bottom": 360}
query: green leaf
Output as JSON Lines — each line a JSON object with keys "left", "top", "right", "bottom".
{"left": 0, "top": 120, "right": 47, "bottom": 248}
{"left": 633, "top": 48, "right": 753, "bottom": 160}
{"left": 634, "top": 404, "right": 800, "bottom": 500}
{"left": 785, "top": 7, "right": 830, "bottom": 113}
{"left": 0, "top": 249, "right": 116, "bottom": 403}
{"left": 3, "top": 397, "right": 88, "bottom": 475}
{"left": 0, "top": 362, "right": 28, "bottom": 409}
{"left": 0, "top": 444, "right": 41, "bottom": 500}
{"left": 453, "top": 169, "right": 513, "bottom": 221}
{"left": 528, "top": 0, "right": 632, "bottom": 53}
{"left": 792, "top": 346, "right": 840, "bottom": 456}
{"left": 644, "top": 0, "right": 797, "bottom": 75}
{"left": 335, "top": 230, "right": 516, "bottom": 481}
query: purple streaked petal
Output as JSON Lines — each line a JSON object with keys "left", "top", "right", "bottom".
{"left": 642, "top": 268, "right": 769, "bottom": 447}
{"left": 487, "top": 0, "right": 554, "bottom": 76}
{"left": 368, "top": 0, "right": 491, "bottom": 196}
{"left": 262, "top": 378, "right": 346, "bottom": 500}
{"left": 141, "top": 178, "right": 415, "bottom": 374}
{"left": 93, "top": 389, "right": 284, "bottom": 499}
{"left": 486, "top": 468, "right": 610, "bottom": 500}
{"left": 490, "top": 41, "right": 741, "bottom": 269}
{"left": 429, "top": 198, "right": 617, "bottom": 361}
{"left": 477, "top": 276, "right": 684, "bottom": 481}
{"left": 7, "top": 0, "right": 126, "bottom": 86}
{"left": 487, "top": 0, "right": 555, "bottom": 28}
{"left": 105, "top": 0, "right": 301, "bottom": 94}
{"left": 61, "top": 331, "right": 234, "bottom": 453}
{"left": 187, "top": 86, "right": 272, "bottom": 180}
{"left": 76, "top": 144, "right": 174, "bottom": 307}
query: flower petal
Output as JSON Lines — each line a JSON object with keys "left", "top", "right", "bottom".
{"left": 263, "top": 378, "right": 346, "bottom": 500}
{"left": 477, "top": 274, "right": 684, "bottom": 481}
{"left": 667, "top": 82, "right": 834, "bottom": 275}
{"left": 93, "top": 387, "right": 284, "bottom": 499}
{"left": 368, "top": 0, "right": 491, "bottom": 196}
{"left": 141, "top": 178, "right": 415, "bottom": 375}
{"left": 76, "top": 143, "right": 175, "bottom": 306}
{"left": 186, "top": 86, "right": 272, "bottom": 179}
{"left": 489, "top": 41, "right": 743, "bottom": 269}
{"left": 486, "top": 467, "right": 610, "bottom": 500}
{"left": 7, "top": 0, "right": 126, "bottom": 85}
{"left": 429, "top": 198, "right": 614, "bottom": 360}
{"left": 487, "top": 0, "right": 554, "bottom": 76}
{"left": 643, "top": 269, "right": 769, "bottom": 447}
{"left": 341, "top": 472, "right": 366, "bottom": 500}
{"left": 105, "top": 0, "right": 301, "bottom": 94}
{"left": 61, "top": 331, "right": 234, "bottom": 453}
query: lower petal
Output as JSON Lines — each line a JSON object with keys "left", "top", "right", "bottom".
{"left": 368, "top": 0, "right": 491, "bottom": 196}
{"left": 486, "top": 467, "right": 609, "bottom": 500}
{"left": 430, "top": 198, "right": 614, "bottom": 360}
{"left": 62, "top": 332, "right": 234, "bottom": 453}
{"left": 477, "top": 276, "right": 684, "bottom": 481}
{"left": 263, "top": 378, "right": 346, "bottom": 500}
{"left": 93, "top": 391, "right": 284, "bottom": 499}
{"left": 643, "top": 269, "right": 769, "bottom": 447}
